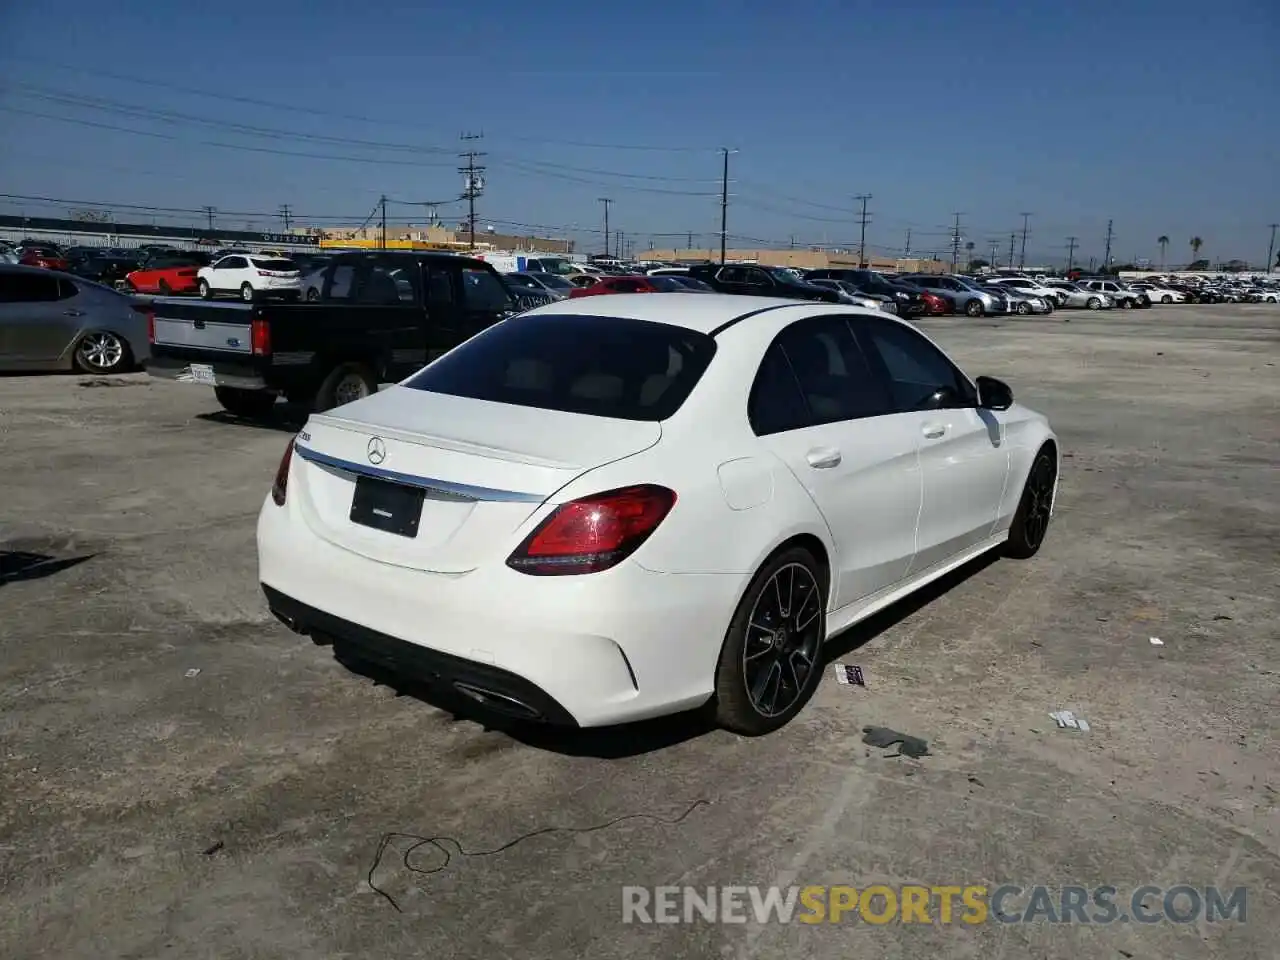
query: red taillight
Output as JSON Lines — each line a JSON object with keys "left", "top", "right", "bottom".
{"left": 271, "top": 436, "right": 296, "bottom": 506}
{"left": 251, "top": 317, "right": 271, "bottom": 356}
{"left": 507, "top": 485, "right": 676, "bottom": 576}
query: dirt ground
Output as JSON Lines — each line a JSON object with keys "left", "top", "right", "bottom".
{"left": 2, "top": 304, "right": 1277, "bottom": 959}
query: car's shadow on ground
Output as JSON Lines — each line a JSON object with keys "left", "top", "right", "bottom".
{"left": 195, "top": 406, "right": 307, "bottom": 433}
{"left": 0, "top": 550, "right": 96, "bottom": 586}
{"left": 327, "top": 550, "right": 1002, "bottom": 758}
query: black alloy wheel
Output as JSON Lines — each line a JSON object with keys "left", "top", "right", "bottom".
{"left": 1005, "top": 450, "right": 1057, "bottom": 559}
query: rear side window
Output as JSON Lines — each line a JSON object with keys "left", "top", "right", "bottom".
{"left": 405, "top": 313, "right": 716, "bottom": 421}
{"left": 356, "top": 261, "right": 418, "bottom": 304}
{"left": 460, "top": 267, "right": 513, "bottom": 311}
{"left": 0, "top": 271, "right": 61, "bottom": 302}
{"left": 748, "top": 343, "right": 812, "bottom": 435}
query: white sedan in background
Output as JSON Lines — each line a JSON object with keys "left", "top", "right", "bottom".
{"left": 1128, "top": 283, "right": 1186, "bottom": 304}
{"left": 258, "top": 296, "right": 1058, "bottom": 734}
{"left": 197, "top": 254, "right": 302, "bottom": 302}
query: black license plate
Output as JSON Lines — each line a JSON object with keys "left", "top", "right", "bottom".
{"left": 350, "top": 476, "right": 425, "bottom": 538}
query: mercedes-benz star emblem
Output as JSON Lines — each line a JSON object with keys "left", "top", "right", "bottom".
{"left": 366, "top": 436, "right": 387, "bottom": 465}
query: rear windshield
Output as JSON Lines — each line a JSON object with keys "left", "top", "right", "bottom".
{"left": 251, "top": 258, "right": 297, "bottom": 271}
{"left": 405, "top": 313, "right": 716, "bottom": 421}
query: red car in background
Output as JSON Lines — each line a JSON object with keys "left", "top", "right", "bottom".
{"left": 19, "top": 247, "right": 70, "bottom": 271}
{"left": 124, "top": 253, "right": 212, "bottom": 295}
{"left": 568, "top": 275, "right": 685, "bottom": 298}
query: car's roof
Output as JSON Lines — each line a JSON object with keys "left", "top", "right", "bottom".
{"left": 523, "top": 292, "right": 855, "bottom": 335}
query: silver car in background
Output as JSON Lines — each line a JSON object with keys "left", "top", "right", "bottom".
{"left": 807, "top": 278, "right": 897, "bottom": 312}
{"left": 0, "top": 265, "right": 150, "bottom": 373}
{"left": 982, "top": 284, "right": 1052, "bottom": 315}
{"left": 1042, "top": 279, "right": 1114, "bottom": 310}
{"left": 904, "top": 274, "right": 1005, "bottom": 316}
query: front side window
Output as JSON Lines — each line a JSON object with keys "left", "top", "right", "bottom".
{"left": 855, "top": 319, "right": 974, "bottom": 412}
{"left": 406, "top": 313, "right": 715, "bottom": 421}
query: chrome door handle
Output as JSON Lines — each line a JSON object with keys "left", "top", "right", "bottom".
{"left": 922, "top": 423, "right": 947, "bottom": 439}
{"left": 806, "top": 447, "right": 842, "bottom": 468}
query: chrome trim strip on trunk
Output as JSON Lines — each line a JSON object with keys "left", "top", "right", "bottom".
{"left": 294, "top": 444, "right": 546, "bottom": 503}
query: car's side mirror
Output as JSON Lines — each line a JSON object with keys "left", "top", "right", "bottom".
{"left": 976, "top": 375, "right": 1013, "bottom": 411}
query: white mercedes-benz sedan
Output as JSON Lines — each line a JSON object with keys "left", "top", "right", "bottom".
{"left": 258, "top": 295, "right": 1058, "bottom": 735}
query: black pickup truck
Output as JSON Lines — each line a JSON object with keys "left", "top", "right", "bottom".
{"left": 687, "top": 263, "right": 842, "bottom": 302}
{"left": 146, "top": 251, "right": 552, "bottom": 415}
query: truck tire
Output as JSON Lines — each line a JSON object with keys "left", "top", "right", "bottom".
{"left": 215, "top": 386, "right": 277, "bottom": 418}
{"left": 314, "top": 362, "right": 378, "bottom": 412}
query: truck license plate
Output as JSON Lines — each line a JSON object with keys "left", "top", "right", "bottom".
{"left": 189, "top": 363, "right": 216, "bottom": 385}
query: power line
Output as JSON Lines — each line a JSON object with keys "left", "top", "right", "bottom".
{"left": 855, "top": 194, "right": 873, "bottom": 267}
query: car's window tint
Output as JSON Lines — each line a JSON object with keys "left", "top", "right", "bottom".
{"left": 777, "top": 318, "right": 889, "bottom": 423}
{"left": 0, "top": 271, "right": 61, "bottom": 302}
{"left": 356, "top": 262, "right": 417, "bottom": 304}
{"left": 748, "top": 341, "right": 813, "bottom": 435}
{"left": 460, "top": 267, "right": 512, "bottom": 311}
{"left": 856, "top": 319, "right": 973, "bottom": 411}
{"left": 424, "top": 266, "right": 454, "bottom": 304}
{"left": 327, "top": 264, "right": 356, "bottom": 300}
{"left": 251, "top": 258, "right": 298, "bottom": 271}
{"left": 406, "top": 313, "right": 715, "bottom": 421}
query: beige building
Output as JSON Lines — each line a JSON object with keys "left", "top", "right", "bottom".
{"left": 312, "top": 223, "right": 572, "bottom": 254}
{"left": 644, "top": 248, "right": 949, "bottom": 273}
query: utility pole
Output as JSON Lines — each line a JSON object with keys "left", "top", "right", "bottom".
{"left": 618, "top": 230, "right": 626, "bottom": 260}
{"left": 379, "top": 195, "right": 387, "bottom": 250}
{"left": 1008, "top": 232, "right": 1016, "bottom": 269}
{"left": 1266, "top": 223, "right": 1278, "bottom": 273}
{"left": 988, "top": 239, "right": 1000, "bottom": 268}
{"left": 278, "top": 204, "right": 292, "bottom": 232}
{"left": 789, "top": 234, "right": 796, "bottom": 250}
{"left": 203, "top": 205, "right": 216, "bottom": 233}
{"left": 1019, "top": 212, "right": 1032, "bottom": 269}
{"left": 598, "top": 197, "right": 612, "bottom": 258}
{"left": 1066, "top": 236, "right": 1078, "bottom": 273}
{"left": 950, "top": 212, "right": 963, "bottom": 272}
{"left": 903, "top": 228, "right": 912, "bottom": 258}
{"left": 719, "top": 147, "right": 734, "bottom": 265}
{"left": 1103, "top": 219, "right": 1114, "bottom": 271}
{"left": 687, "top": 230, "right": 693, "bottom": 250}
{"left": 855, "top": 194, "right": 872, "bottom": 267}
{"left": 459, "top": 132, "right": 486, "bottom": 251}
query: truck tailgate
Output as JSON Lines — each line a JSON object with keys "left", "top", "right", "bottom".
{"left": 150, "top": 298, "right": 259, "bottom": 354}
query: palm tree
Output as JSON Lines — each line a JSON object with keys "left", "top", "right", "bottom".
{"left": 1190, "top": 236, "right": 1203, "bottom": 264}
{"left": 1157, "top": 235, "right": 1169, "bottom": 270}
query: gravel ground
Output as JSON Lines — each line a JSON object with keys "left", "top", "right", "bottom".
{"left": 1, "top": 303, "right": 1277, "bottom": 960}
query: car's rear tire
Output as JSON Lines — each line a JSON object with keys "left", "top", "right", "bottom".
{"left": 1005, "top": 448, "right": 1057, "bottom": 559}
{"left": 1161, "top": 295, "right": 1172, "bottom": 303}
{"left": 214, "top": 386, "right": 277, "bottom": 418}
{"left": 198, "top": 279, "right": 212, "bottom": 299}
{"left": 305, "top": 287, "right": 320, "bottom": 302}
{"left": 1016, "top": 302, "right": 1031, "bottom": 315}
{"left": 240, "top": 283, "right": 256, "bottom": 303}
{"left": 1087, "top": 297, "right": 1102, "bottom": 310}
{"left": 73, "top": 331, "right": 131, "bottom": 374}
{"left": 1120, "top": 298, "right": 1133, "bottom": 309}
{"left": 314, "top": 362, "right": 378, "bottom": 412}
{"left": 965, "top": 299, "right": 983, "bottom": 317}
{"left": 713, "top": 546, "right": 827, "bottom": 736}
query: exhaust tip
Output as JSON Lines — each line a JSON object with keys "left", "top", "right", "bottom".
{"left": 452, "top": 682, "right": 543, "bottom": 720}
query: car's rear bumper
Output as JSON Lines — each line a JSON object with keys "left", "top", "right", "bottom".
{"left": 257, "top": 494, "right": 742, "bottom": 727}
{"left": 146, "top": 353, "right": 270, "bottom": 390}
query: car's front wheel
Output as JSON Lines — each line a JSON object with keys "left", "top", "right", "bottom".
{"left": 713, "top": 546, "right": 827, "bottom": 735}
{"left": 198, "top": 279, "right": 212, "bottom": 299}
{"left": 1161, "top": 295, "right": 1173, "bottom": 303}
{"left": 1086, "top": 297, "right": 1102, "bottom": 310}
{"left": 965, "top": 299, "right": 984, "bottom": 317}
{"left": 1005, "top": 448, "right": 1057, "bottom": 559}
{"left": 240, "top": 283, "right": 256, "bottom": 302}
{"left": 1016, "top": 302, "right": 1031, "bottom": 315}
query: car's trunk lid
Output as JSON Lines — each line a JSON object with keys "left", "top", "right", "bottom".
{"left": 292, "top": 385, "right": 661, "bottom": 573}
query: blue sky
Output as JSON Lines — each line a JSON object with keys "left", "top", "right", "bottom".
{"left": 1, "top": 0, "right": 1277, "bottom": 267}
